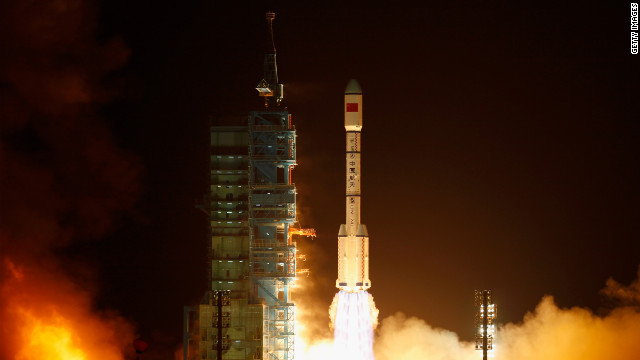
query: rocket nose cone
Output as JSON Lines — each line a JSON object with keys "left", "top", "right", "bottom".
{"left": 345, "top": 79, "right": 362, "bottom": 94}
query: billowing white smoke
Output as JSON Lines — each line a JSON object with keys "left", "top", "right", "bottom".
{"left": 297, "top": 267, "right": 640, "bottom": 360}
{"left": 374, "top": 313, "right": 477, "bottom": 360}
{"left": 330, "top": 290, "right": 378, "bottom": 360}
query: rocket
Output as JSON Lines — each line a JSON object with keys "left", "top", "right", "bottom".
{"left": 336, "top": 79, "right": 371, "bottom": 292}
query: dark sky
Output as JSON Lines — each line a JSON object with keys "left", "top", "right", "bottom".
{"left": 9, "top": 0, "right": 637, "bottom": 354}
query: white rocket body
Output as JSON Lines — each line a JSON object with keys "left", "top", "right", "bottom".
{"left": 337, "top": 79, "right": 371, "bottom": 292}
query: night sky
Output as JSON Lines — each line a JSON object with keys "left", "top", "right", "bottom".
{"left": 2, "top": 0, "right": 639, "bottom": 357}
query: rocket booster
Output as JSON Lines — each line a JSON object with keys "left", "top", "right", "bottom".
{"left": 337, "top": 79, "right": 371, "bottom": 292}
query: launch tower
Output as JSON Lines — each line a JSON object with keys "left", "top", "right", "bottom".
{"left": 184, "top": 12, "right": 308, "bottom": 360}
{"left": 474, "top": 290, "right": 497, "bottom": 360}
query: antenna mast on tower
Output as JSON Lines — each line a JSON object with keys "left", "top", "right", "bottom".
{"left": 256, "top": 11, "right": 283, "bottom": 108}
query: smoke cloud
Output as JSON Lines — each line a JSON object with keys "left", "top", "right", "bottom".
{"left": 298, "top": 267, "right": 640, "bottom": 360}
{"left": 0, "top": 0, "right": 140, "bottom": 358}
{"left": 601, "top": 266, "right": 640, "bottom": 306}
{"left": 1, "top": 259, "right": 136, "bottom": 359}
{"left": 496, "top": 294, "right": 640, "bottom": 360}
{"left": 374, "top": 314, "right": 476, "bottom": 360}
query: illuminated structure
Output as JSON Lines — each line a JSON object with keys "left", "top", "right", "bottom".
{"left": 474, "top": 290, "right": 497, "bottom": 360}
{"left": 331, "top": 80, "right": 377, "bottom": 360}
{"left": 184, "top": 12, "right": 311, "bottom": 360}
{"left": 336, "top": 79, "right": 371, "bottom": 293}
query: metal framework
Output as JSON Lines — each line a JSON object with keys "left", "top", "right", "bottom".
{"left": 248, "top": 110, "right": 297, "bottom": 360}
{"left": 474, "top": 290, "right": 497, "bottom": 360}
{"left": 184, "top": 12, "right": 305, "bottom": 360}
{"left": 184, "top": 112, "right": 301, "bottom": 360}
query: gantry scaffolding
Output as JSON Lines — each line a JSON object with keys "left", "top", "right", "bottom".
{"left": 249, "top": 111, "right": 297, "bottom": 360}
{"left": 184, "top": 112, "right": 300, "bottom": 360}
{"left": 474, "top": 290, "right": 497, "bottom": 360}
{"left": 184, "top": 13, "right": 306, "bottom": 359}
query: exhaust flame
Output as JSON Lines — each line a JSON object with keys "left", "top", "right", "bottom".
{"left": 0, "top": 0, "right": 141, "bottom": 358}
{"left": 330, "top": 291, "right": 378, "bottom": 360}
{"left": 16, "top": 309, "right": 87, "bottom": 360}
{"left": 296, "top": 267, "right": 640, "bottom": 360}
{"left": 1, "top": 259, "right": 136, "bottom": 360}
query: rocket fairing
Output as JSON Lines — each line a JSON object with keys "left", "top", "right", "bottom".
{"left": 336, "top": 79, "right": 371, "bottom": 292}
